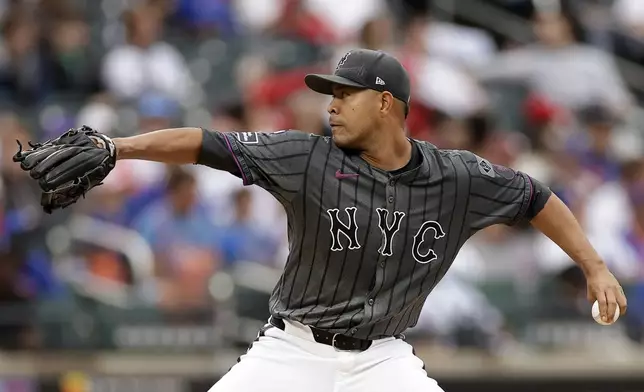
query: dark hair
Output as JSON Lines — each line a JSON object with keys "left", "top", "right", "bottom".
{"left": 577, "top": 103, "right": 615, "bottom": 126}
{"left": 468, "top": 112, "right": 494, "bottom": 150}
{"left": 559, "top": 1, "right": 586, "bottom": 42}
{"left": 166, "top": 166, "right": 195, "bottom": 192}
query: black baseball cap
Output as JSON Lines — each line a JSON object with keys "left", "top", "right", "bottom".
{"left": 305, "top": 49, "right": 411, "bottom": 116}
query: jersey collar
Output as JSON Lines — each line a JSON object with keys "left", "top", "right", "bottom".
{"left": 349, "top": 139, "right": 430, "bottom": 184}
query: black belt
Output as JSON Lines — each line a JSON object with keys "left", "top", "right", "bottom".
{"left": 269, "top": 317, "right": 373, "bottom": 352}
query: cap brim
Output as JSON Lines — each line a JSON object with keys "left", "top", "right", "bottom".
{"left": 304, "top": 74, "right": 366, "bottom": 95}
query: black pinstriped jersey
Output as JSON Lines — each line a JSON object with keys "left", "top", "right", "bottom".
{"left": 199, "top": 129, "right": 535, "bottom": 340}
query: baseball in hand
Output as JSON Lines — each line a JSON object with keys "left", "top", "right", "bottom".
{"left": 592, "top": 300, "right": 620, "bottom": 325}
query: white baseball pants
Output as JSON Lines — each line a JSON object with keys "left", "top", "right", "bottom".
{"left": 208, "top": 319, "right": 445, "bottom": 392}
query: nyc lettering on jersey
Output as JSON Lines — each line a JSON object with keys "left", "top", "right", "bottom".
{"left": 326, "top": 207, "right": 445, "bottom": 264}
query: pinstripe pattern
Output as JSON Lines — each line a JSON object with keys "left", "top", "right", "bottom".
{"left": 219, "top": 130, "right": 532, "bottom": 340}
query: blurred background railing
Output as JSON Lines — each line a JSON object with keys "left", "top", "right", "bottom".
{"left": 2, "top": 0, "right": 644, "bottom": 391}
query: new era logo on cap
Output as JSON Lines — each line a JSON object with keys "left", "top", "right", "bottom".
{"left": 375, "top": 77, "right": 385, "bottom": 85}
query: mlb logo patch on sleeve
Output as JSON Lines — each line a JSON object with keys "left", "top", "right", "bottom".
{"left": 235, "top": 132, "right": 259, "bottom": 144}
{"left": 475, "top": 155, "right": 495, "bottom": 178}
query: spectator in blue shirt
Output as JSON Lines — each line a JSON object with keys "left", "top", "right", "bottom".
{"left": 219, "top": 188, "right": 280, "bottom": 267}
{"left": 172, "top": 0, "right": 238, "bottom": 37}
{"left": 574, "top": 103, "right": 622, "bottom": 183}
{"left": 133, "top": 166, "right": 224, "bottom": 310}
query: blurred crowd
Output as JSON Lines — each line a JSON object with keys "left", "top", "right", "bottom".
{"left": 1, "top": 0, "right": 644, "bottom": 353}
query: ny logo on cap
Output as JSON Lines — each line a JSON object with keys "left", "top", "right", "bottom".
{"left": 336, "top": 51, "right": 352, "bottom": 71}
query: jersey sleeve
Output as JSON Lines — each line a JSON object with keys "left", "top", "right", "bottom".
{"left": 462, "top": 152, "right": 533, "bottom": 230}
{"left": 204, "top": 129, "right": 317, "bottom": 197}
